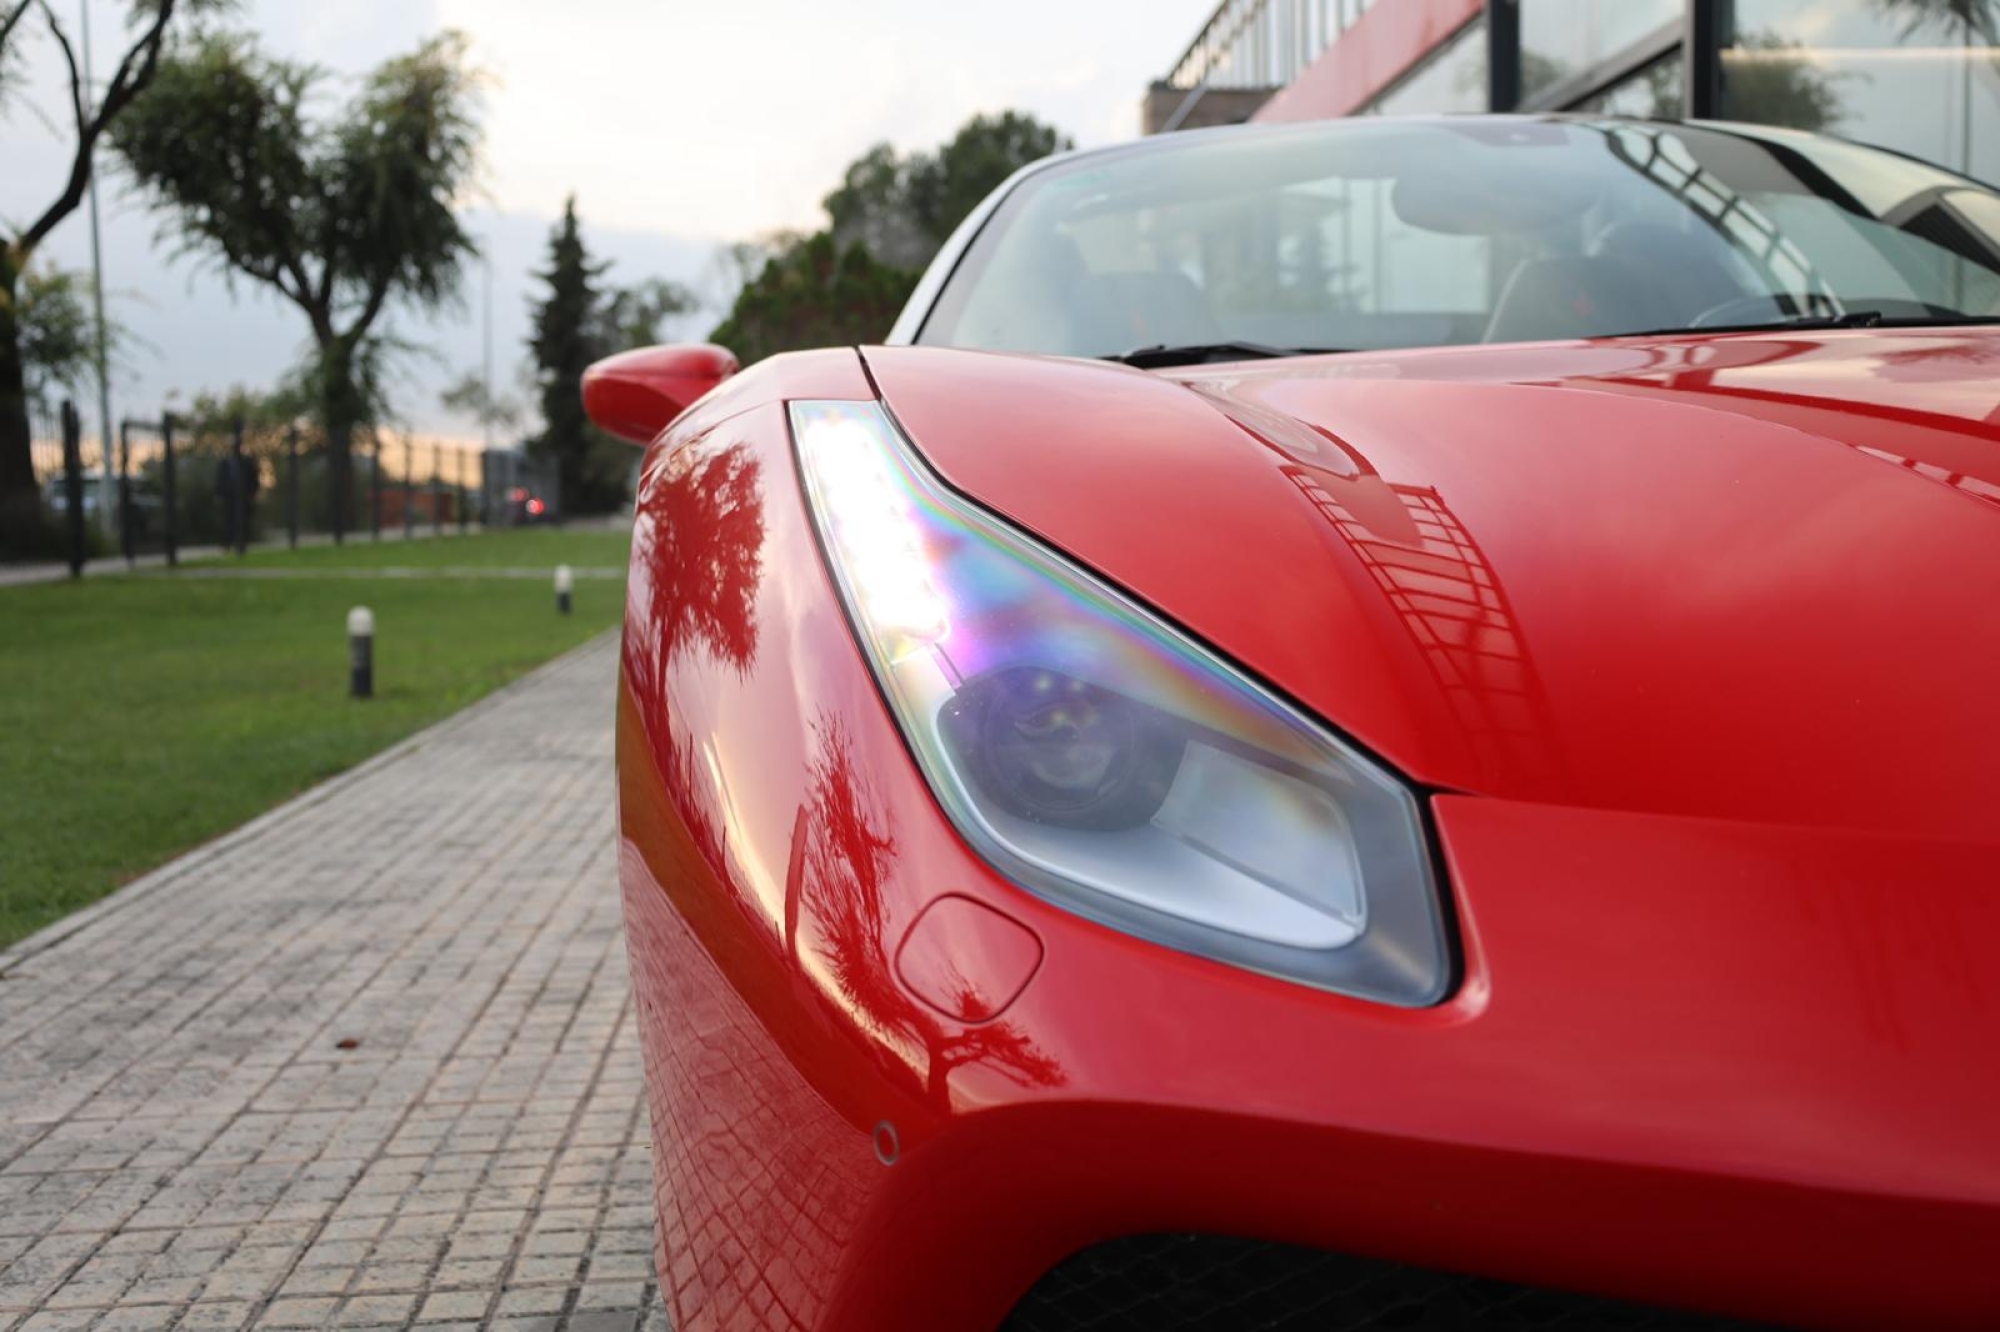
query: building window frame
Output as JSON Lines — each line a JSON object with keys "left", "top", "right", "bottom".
{"left": 1486, "top": 0, "right": 1521, "bottom": 110}
{"left": 1681, "top": 0, "right": 1728, "bottom": 120}
{"left": 1481, "top": 2, "right": 1740, "bottom": 119}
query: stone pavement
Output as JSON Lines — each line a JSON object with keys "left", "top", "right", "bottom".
{"left": 0, "top": 634, "right": 670, "bottom": 1332}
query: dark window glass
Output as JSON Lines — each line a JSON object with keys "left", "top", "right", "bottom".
{"left": 1364, "top": 18, "right": 1487, "bottom": 115}
{"left": 1572, "top": 50, "right": 1684, "bottom": 117}
{"left": 916, "top": 119, "right": 2000, "bottom": 357}
{"left": 1521, "top": 0, "right": 1682, "bottom": 102}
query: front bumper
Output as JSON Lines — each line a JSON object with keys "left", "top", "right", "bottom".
{"left": 616, "top": 410, "right": 2000, "bottom": 1332}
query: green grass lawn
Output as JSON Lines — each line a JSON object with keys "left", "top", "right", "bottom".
{"left": 0, "top": 527, "right": 628, "bottom": 951}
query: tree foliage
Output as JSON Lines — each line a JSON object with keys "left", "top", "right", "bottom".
{"left": 440, "top": 371, "right": 521, "bottom": 439}
{"left": 704, "top": 233, "right": 799, "bottom": 314}
{"left": 527, "top": 196, "right": 699, "bottom": 514}
{"left": 1618, "top": 29, "right": 1854, "bottom": 130}
{"left": 908, "top": 111, "right": 1071, "bottom": 245}
{"left": 185, "top": 382, "right": 306, "bottom": 435}
{"left": 597, "top": 276, "right": 695, "bottom": 352}
{"left": 110, "top": 29, "right": 482, "bottom": 533}
{"left": 823, "top": 111, "right": 1073, "bottom": 272}
{"left": 823, "top": 144, "right": 933, "bottom": 270}
{"left": 708, "top": 232, "right": 917, "bottom": 366}
{"left": 1873, "top": 0, "right": 1999, "bottom": 43}
{"left": 716, "top": 110, "right": 1072, "bottom": 367}
{"left": 15, "top": 265, "right": 100, "bottom": 410}
{"left": 0, "top": 0, "right": 214, "bottom": 542}
{"left": 528, "top": 196, "right": 610, "bottom": 512}
{"left": 1718, "top": 31, "right": 1852, "bottom": 134}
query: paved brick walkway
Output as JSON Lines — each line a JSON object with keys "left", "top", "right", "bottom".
{"left": 0, "top": 635, "right": 668, "bottom": 1332}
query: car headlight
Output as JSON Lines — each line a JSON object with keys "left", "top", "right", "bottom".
{"left": 791, "top": 399, "right": 1451, "bottom": 1006}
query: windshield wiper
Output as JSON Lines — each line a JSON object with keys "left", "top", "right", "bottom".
{"left": 1618, "top": 310, "right": 2000, "bottom": 339}
{"left": 1102, "top": 340, "right": 1348, "bottom": 369}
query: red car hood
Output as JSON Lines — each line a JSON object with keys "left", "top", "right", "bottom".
{"left": 863, "top": 332, "right": 2000, "bottom": 842}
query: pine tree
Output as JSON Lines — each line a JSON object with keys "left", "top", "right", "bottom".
{"left": 527, "top": 196, "right": 618, "bottom": 514}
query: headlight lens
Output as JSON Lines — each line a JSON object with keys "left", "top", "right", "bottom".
{"left": 792, "top": 399, "right": 1451, "bottom": 1005}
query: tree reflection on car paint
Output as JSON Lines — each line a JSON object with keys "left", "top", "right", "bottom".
{"left": 793, "top": 712, "right": 1063, "bottom": 1108}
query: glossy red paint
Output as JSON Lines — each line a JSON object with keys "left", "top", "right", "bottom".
{"left": 867, "top": 333, "right": 2000, "bottom": 840}
{"left": 618, "top": 340, "right": 2000, "bottom": 1330}
{"left": 582, "top": 342, "right": 739, "bottom": 444}
{"left": 1254, "top": 0, "right": 1484, "bottom": 122}
{"left": 895, "top": 895, "right": 1043, "bottom": 1023}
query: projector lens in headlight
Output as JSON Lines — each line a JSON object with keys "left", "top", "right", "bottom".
{"left": 791, "top": 399, "right": 1451, "bottom": 1005}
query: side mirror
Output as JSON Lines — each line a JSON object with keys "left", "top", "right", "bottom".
{"left": 582, "top": 343, "right": 739, "bottom": 444}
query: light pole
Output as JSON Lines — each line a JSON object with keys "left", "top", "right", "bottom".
{"left": 80, "top": 0, "right": 117, "bottom": 534}
{"left": 482, "top": 250, "right": 495, "bottom": 454}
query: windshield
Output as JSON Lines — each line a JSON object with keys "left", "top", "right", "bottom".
{"left": 913, "top": 118, "right": 2000, "bottom": 358}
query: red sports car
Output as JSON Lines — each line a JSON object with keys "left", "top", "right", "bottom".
{"left": 586, "top": 116, "right": 2000, "bottom": 1331}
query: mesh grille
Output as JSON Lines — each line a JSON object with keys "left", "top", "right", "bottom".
{"left": 1003, "top": 1233, "right": 1769, "bottom": 1332}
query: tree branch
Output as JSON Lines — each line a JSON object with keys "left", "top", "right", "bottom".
{"left": 36, "top": 1, "right": 85, "bottom": 145}
{"left": 20, "top": 0, "right": 177, "bottom": 253}
{"left": 313, "top": 211, "right": 338, "bottom": 312}
{"left": 343, "top": 270, "right": 396, "bottom": 343}
{"left": 293, "top": 258, "right": 336, "bottom": 344}
{"left": 93, "top": 0, "right": 175, "bottom": 125}
{"left": 0, "top": 0, "right": 36, "bottom": 57}
{"left": 193, "top": 226, "right": 327, "bottom": 333}
{"left": 278, "top": 253, "right": 315, "bottom": 312}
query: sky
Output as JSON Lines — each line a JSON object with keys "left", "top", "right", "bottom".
{"left": 1, "top": 0, "right": 1216, "bottom": 442}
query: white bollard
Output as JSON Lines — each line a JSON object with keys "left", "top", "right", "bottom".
{"left": 348, "top": 606, "right": 374, "bottom": 699}
{"left": 554, "top": 564, "right": 574, "bottom": 616}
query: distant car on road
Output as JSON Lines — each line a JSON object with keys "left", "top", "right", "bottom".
{"left": 484, "top": 445, "right": 559, "bottom": 526}
{"left": 496, "top": 484, "right": 550, "bottom": 525}
{"left": 43, "top": 471, "right": 163, "bottom": 533}
{"left": 589, "top": 116, "right": 2000, "bottom": 1331}
{"left": 40, "top": 473, "right": 102, "bottom": 520}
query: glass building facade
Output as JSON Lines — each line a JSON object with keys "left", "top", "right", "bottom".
{"left": 1723, "top": 0, "right": 1999, "bottom": 182}
{"left": 1154, "top": 0, "right": 2000, "bottom": 188}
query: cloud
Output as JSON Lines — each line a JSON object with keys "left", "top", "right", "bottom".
{"left": 0, "top": 0, "right": 1216, "bottom": 435}
{"left": 438, "top": 0, "right": 1215, "bottom": 238}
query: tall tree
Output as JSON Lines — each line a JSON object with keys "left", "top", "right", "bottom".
{"left": 0, "top": 0, "right": 206, "bottom": 544}
{"left": 526, "top": 199, "right": 691, "bottom": 513}
{"left": 906, "top": 111, "right": 1071, "bottom": 247}
{"left": 709, "top": 231, "right": 916, "bottom": 366}
{"left": 822, "top": 112, "right": 1073, "bottom": 275}
{"left": 111, "top": 30, "right": 481, "bottom": 537}
{"left": 697, "top": 230, "right": 797, "bottom": 328}
{"left": 824, "top": 144, "right": 934, "bottom": 270}
{"left": 527, "top": 196, "right": 618, "bottom": 513}
{"left": 718, "top": 110, "right": 1072, "bottom": 366}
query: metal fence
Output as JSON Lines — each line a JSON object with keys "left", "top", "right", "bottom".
{"left": 18, "top": 400, "right": 557, "bottom": 575}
